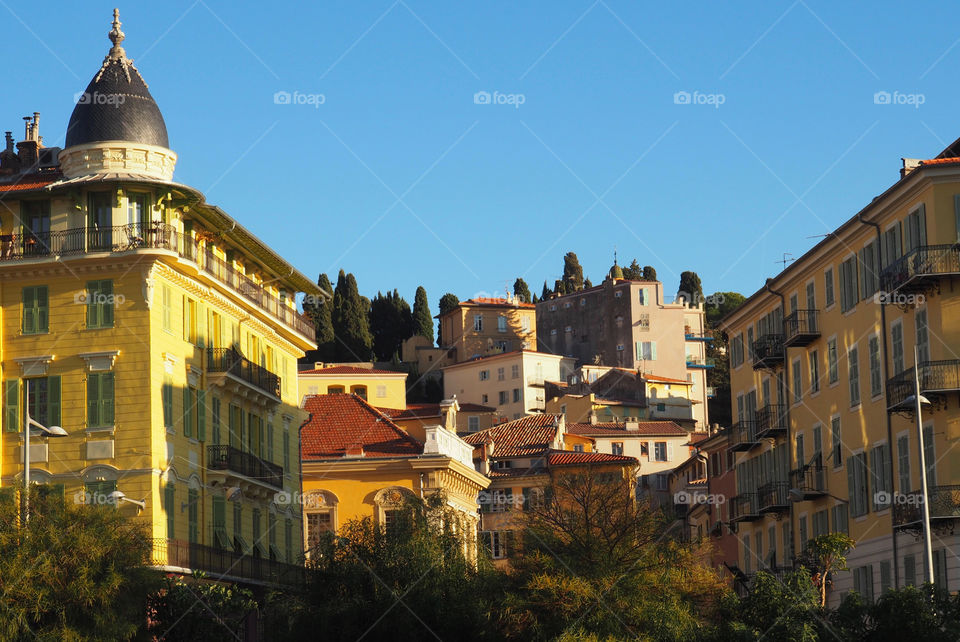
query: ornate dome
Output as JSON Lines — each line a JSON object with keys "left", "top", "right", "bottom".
{"left": 65, "top": 9, "right": 168, "bottom": 149}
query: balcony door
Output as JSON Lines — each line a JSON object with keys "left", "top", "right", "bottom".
{"left": 87, "top": 192, "right": 113, "bottom": 251}
{"left": 21, "top": 200, "right": 51, "bottom": 257}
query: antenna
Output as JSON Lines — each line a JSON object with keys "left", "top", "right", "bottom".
{"left": 776, "top": 253, "right": 795, "bottom": 269}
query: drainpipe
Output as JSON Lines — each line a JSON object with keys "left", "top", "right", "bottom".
{"left": 765, "top": 278, "right": 795, "bottom": 566}
{"left": 858, "top": 211, "right": 899, "bottom": 588}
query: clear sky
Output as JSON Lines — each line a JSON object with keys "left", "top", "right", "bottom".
{"left": 3, "top": 1, "right": 959, "bottom": 308}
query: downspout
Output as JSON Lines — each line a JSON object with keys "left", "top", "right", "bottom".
{"left": 858, "top": 211, "right": 899, "bottom": 588}
{"left": 765, "top": 278, "right": 795, "bottom": 566}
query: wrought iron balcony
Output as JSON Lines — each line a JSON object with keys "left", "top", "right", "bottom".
{"left": 207, "top": 347, "right": 281, "bottom": 401}
{"left": 752, "top": 334, "right": 784, "bottom": 370}
{"left": 789, "top": 460, "right": 827, "bottom": 499}
{"left": 783, "top": 309, "right": 820, "bottom": 347}
{"left": 893, "top": 485, "right": 960, "bottom": 531}
{"left": 207, "top": 444, "right": 284, "bottom": 489}
{"left": 755, "top": 404, "right": 788, "bottom": 439}
{"left": 879, "top": 243, "right": 960, "bottom": 295}
{"left": 686, "top": 356, "right": 716, "bottom": 369}
{"left": 730, "top": 493, "right": 761, "bottom": 522}
{"left": 150, "top": 538, "right": 303, "bottom": 586}
{"left": 757, "top": 481, "right": 790, "bottom": 513}
{"left": 886, "top": 360, "right": 960, "bottom": 412}
{"left": 730, "top": 419, "right": 760, "bottom": 452}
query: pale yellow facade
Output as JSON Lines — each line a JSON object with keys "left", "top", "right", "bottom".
{"left": 297, "top": 366, "right": 408, "bottom": 409}
{"left": 438, "top": 297, "right": 537, "bottom": 363}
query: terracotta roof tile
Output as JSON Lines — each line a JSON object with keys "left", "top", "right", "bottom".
{"left": 920, "top": 157, "right": 960, "bottom": 166}
{"left": 299, "top": 365, "right": 405, "bottom": 376}
{"left": 566, "top": 421, "right": 688, "bottom": 437}
{"left": 300, "top": 394, "right": 422, "bottom": 460}
{"left": 462, "top": 414, "right": 561, "bottom": 457}
{"left": 0, "top": 174, "right": 60, "bottom": 193}
{"left": 688, "top": 431, "right": 710, "bottom": 445}
{"left": 547, "top": 449, "right": 637, "bottom": 467}
{"left": 379, "top": 402, "right": 496, "bottom": 420}
{"left": 462, "top": 297, "right": 535, "bottom": 309}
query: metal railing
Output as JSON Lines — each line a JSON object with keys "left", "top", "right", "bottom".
{"left": 755, "top": 404, "right": 788, "bottom": 438}
{"left": 207, "top": 444, "right": 284, "bottom": 489}
{"left": 879, "top": 243, "right": 960, "bottom": 294}
{"left": 685, "top": 356, "right": 716, "bottom": 368}
{"left": 0, "top": 223, "right": 314, "bottom": 339}
{"left": 783, "top": 309, "right": 820, "bottom": 346}
{"left": 886, "top": 360, "right": 960, "bottom": 411}
{"left": 207, "top": 347, "right": 281, "bottom": 399}
{"left": 758, "top": 481, "right": 790, "bottom": 512}
{"left": 731, "top": 419, "right": 760, "bottom": 451}
{"left": 789, "top": 460, "right": 827, "bottom": 498}
{"left": 752, "top": 334, "right": 784, "bottom": 368}
{"left": 150, "top": 538, "right": 303, "bottom": 585}
{"left": 730, "top": 493, "right": 759, "bottom": 521}
{"left": 893, "top": 485, "right": 960, "bottom": 528}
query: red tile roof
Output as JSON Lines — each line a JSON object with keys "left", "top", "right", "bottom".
{"left": 0, "top": 175, "right": 60, "bottom": 193}
{"left": 688, "top": 431, "right": 710, "bottom": 445}
{"left": 379, "top": 402, "right": 496, "bottom": 420}
{"left": 462, "top": 414, "right": 561, "bottom": 457}
{"left": 300, "top": 394, "right": 422, "bottom": 460}
{"left": 547, "top": 450, "right": 637, "bottom": 467}
{"left": 462, "top": 297, "right": 536, "bottom": 308}
{"left": 920, "top": 157, "right": 960, "bottom": 166}
{"left": 566, "top": 421, "right": 688, "bottom": 437}
{"left": 643, "top": 374, "right": 692, "bottom": 385}
{"left": 299, "top": 365, "right": 406, "bottom": 376}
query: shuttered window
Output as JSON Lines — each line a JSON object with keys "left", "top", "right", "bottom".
{"left": 87, "top": 372, "right": 115, "bottom": 428}
{"left": 86, "top": 279, "right": 114, "bottom": 328}
{"left": 22, "top": 286, "right": 49, "bottom": 334}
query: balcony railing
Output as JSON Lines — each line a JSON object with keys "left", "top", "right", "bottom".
{"left": 0, "top": 224, "right": 314, "bottom": 339}
{"left": 886, "top": 360, "right": 960, "bottom": 412}
{"left": 879, "top": 243, "right": 960, "bottom": 295}
{"left": 789, "top": 460, "right": 827, "bottom": 499}
{"left": 150, "top": 538, "right": 303, "bottom": 586}
{"left": 730, "top": 493, "right": 760, "bottom": 522}
{"left": 207, "top": 347, "right": 281, "bottom": 400}
{"left": 730, "top": 419, "right": 760, "bottom": 451}
{"left": 758, "top": 481, "right": 791, "bottom": 513}
{"left": 752, "top": 334, "right": 784, "bottom": 370}
{"left": 207, "top": 444, "right": 284, "bottom": 489}
{"left": 686, "top": 356, "right": 716, "bottom": 368}
{"left": 755, "top": 404, "right": 788, "bottom": 439}
{"left": 893, "top": 485, "right": 960, "bottom": 529}
{"left": 783, "top": 309, "right": 820, "bottom": 347}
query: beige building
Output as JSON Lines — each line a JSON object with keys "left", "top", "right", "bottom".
{"left": 720, "top": 143, "right": 960, "bottom": 605}
{"left": 437, "top": 296, "right": 536, "bottom": 364}
{"left": 442, "top": 350, "right": 575, "bottom": 422}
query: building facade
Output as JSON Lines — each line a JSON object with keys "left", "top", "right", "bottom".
{"left": 437, "top": 296, "right": 536, "bottom": 364}
{"left": 720, "top": 143, "right": 960, "bottom": 604}
{"left": 297, "top": 363, "right": 408, "bottom": 408}
{"left": 0, "top": 11, "right": 320, "bottom": 584}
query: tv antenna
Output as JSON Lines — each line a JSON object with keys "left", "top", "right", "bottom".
{"left": 777, "top": 253, "right": 795, "bottom": 269}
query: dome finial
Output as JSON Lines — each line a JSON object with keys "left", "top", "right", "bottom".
{"left": 108, "top": 8, "right": 126, "bottom": 57}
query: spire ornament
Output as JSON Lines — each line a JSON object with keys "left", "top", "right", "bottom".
{"left": 95, "top": 8, "right": 139, "bottom": 83}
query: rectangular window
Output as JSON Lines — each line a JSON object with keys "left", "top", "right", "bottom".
{"left": 479, "top": 370, "right": 489, "bottom": 381}
{"left": 809, "top": 350, "right": 820, "bottom": 394}
{"left": 267, "top": 422, "right": 274, "bottom": 462}
{"left": 4, "top": 379, "right": 20, "bottom": 433}
{"left": 880, "top": 560, "right": 892, "bottom": 594}
{"left": 854, "top": 565, "right": 875, "bottom": 602}
{"left": 891, "top": 322, "right": 904, "bottom": 374}
{"left": 468, "top": 416, "right": 479, "bottom": 431}
{"left": 847, "top": 452, "right": 869, "bottom": 517}
{"left": 824, "top": 268, "right": 835, "bottom": 307}
{"left": 897, "top": 435, "right": 910, "bottom": 493}
{"left": 497, "top": 316, "right": 507, "bottom": 332}
{"left": 512, "top": 388, "right": 520, "bottom": 402}
{"left": 612, "top": 442, "right": 624, "bottom": 456}
{"left": 183, "top": 387, "right": 195, "bottom": 438}
{"left": 211, "top": 396, "right": 221, "bottom": 445}
{"left": 25, "top": 376, "right": 60, "bottom": 429}
{"left": 904, "top": 204, "right": 927, "bottom": 253}
{"left": 923, "top": 424, "right": 936, "bottom": 485}
{"left": 86, "top": 279, "right": 115, "bottom": 329}
{"left": 497, "top": 367, "right": 504, "bottom": 381}
{"left": 473, "top": 315, "right": 483, "bottom": 332}
{"left": 165, "top": 483, "right": 175, "bottom": 538}
{"left": 22, "top": 286, "right": 49, "bottom": 334}
{"left": 511, "top": 365, "right": 520, "bottom": 379}
{"left": 792, "top": 359, "right": 802, "bottom": 403}
{"left": 832, "top": 503, "right": 849, "bottom": 534}
{"left": 498, "top": 391, "right": 508, "bottom": 405}
{"left": 376, "top": 385, "right": 386, "bottom": 398}
{"left": 162, "top": 285, "right": 172, "bottom": 332}
{"left": 859, "top": 241, "right": 880, "bottom": 299}
{"left": 870, "top": 444, "right": 892, "bottom": 511}
{"left": 654, "top": 441, "right": 667, "bottom": 462}
{"left": 848, "top": 346, "right": 860, "bottom": 406}
{"left": 637, "top": 341, "right": 657, "bottom": 361}
{"left": 934, "top": 549, "right": 949, "bottom": 590}
{"left": 806, "top": 281, "right": 816, "bottom": 309}
{"left": 162, "top": 378, "right": 174, "bottom": 429}
{"left": 831, "top": 416, "right": 842, "bottom": 468}
{"left": 188, "top": 488, "right": 199, "bottom": 544}
{"left": 916, "top": 308, "right": 929, "bottom": 363}
{"left": 731, "top": 334, "right": 744, "bottom": 368}
{"left": 869, "top": 336, "right": 882, "bottom": 397}
{"left": 840, "top": 257, "right": 859, "bottom": 312}
{"left": 799, "top": 515, "right": 809, "bottom": 549}
{"left": 827, "top": 338, "right": 839, "bottom": 384}
{"left": 283, "top": 424, "right": 291, "bottom": 473}
{"left": 85, "top": 479, "right": 117, "bottom": 506}
{"left": 813, "top": 509, "right": 829, "bottom": 538}
{"left": 904, "top": 554, "right": 916, "bottom": 587}
{"left": 86, "top": 372, "right": 115, "bottom": 428}
{"left": 883, "top": 223, "right": 902, "bottom": 266}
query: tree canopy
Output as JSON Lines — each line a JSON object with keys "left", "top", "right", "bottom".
{"left": 437, "top": 292, "right": 460, "bottom": 346}
{"left": 562, "top": 252, "right": 584, "bottom": 292}
{"left": 369, "top": 290, "right": 413, "bottom": 361}
{"left": 513, "top": 278, "right": 532, "bottom": 303}
{"left": 412, "top": 286, "right": 433, "bottom": 342}
{"left": 678, "top": 271, "right": 704, "bottom": 305}
{"left": 332, "top": 270, "right": 373, "bottom": 361}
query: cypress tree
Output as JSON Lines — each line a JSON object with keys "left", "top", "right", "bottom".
{"left": 642, "top": 265, "right": 657, "bottom": 281}
{"left": 307, "top": 273, "right": 336, "bottom": 361}
{"left": 622, "top": 259, "right": 643, "bottom": 280}
{"left": 437, "top": 293, "right": 460, "bottom": 347}
{"left": 562, "top": 252, "right": 584, "bottom": 291}
{"left": 513, "top": 278, "right": 532, "bottom": 303}
{"left": 541, "top": 281, "right": 552, "bottom": 300}
{"left": 412, "top": 286, "right": 434, "bottom": 342}
{"left": 332, "top": 270, "right": 373, "bottom": 361}
{"left": 678, "top": 271, "right": 703, "bottom": 305}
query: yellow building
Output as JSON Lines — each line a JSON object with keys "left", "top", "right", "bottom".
{"left": 297, "top": 363, "right": 408, "bottom": 408}
{"left": 380, "top": 398, "right": 498, "bottom": 440}
{"left": 437, "top": 296, "right": 537, "bottom": 363}
{"left": 299, "top": 393, "right": 489, "bottom": 557}
{"left": 720, "top": 143, "right": 960, "bottom": 604}
{"left": 0, "top": 11, "right": 321, "bottom": 584}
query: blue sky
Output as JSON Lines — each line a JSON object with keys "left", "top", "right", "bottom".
{"left": 4, "top": 1, "right": 959, "bottom": 308}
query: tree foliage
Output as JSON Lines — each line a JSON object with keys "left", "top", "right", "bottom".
{"left": 369, "top": 290, "right": 413, "bottom": 361}
{"left": 541, "top": 281, "right": 552, "bottom": 300}
{"left": 412, "top": 286, "right": 433, "bottom": 342}
{"left": 332, "top": 270, "right": 373, "bottom": 361}
{"left": 437, "top": 292, "right": 460, "bottom": 346}
{"left": 562, "top": 252, "right": 584, "bottom": 292}
{"left": 677, "top": 271, "right": 703, "bottom": 305}
{"left": 146, "top": 572, "right": 258, "bottom": 641}
{"left": 513, "top": 278, "right": 532, "bottom": 303}
{"left": 622, "top": 259, "right": 643, "bottom": 280}
{"left": 306, "top": 273, "right": 336, "bottom": 360}
{"left": 642, "top": 265, "right": 657, "bottom": 281}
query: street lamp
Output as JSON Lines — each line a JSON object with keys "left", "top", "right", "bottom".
{"left": 109, "top": 490, "right": 146, "bottom": 512}
{"left": 910, "top": 345, "right": 935, "bottom": 585}
{"left": 23, "top": 379, "right": 68, "bottom": 523}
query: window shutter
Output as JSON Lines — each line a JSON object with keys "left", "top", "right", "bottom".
{"left": 183, "top": 388, "right": 192, "bottom": 437}
{"left": 197, "top": 389, "right": 206, "bottom": 442}
{"left": 667, "top": 442, "right": 674, "bottom": 461}
{"left": 48, "top": 376, "right": 60, "bottom": 428}
{"left": 165, "top": 484, "right": 175, "bottom": 537}
{"left": 858, "top": 249, "right": 867, "bottom": 299}
{"left": 847, "top": 457, "right": 857, "bottom": 516}
{"left": 4, "top": 380, "right": 19, "bottom": 433}
{"left": 87, "top": 374, "right": 100, "bottom": 428}
{"left": 23, "top": 287, "right": 36, "bottom": 334}
{"left": 650, "top": 341, "right": 657, "bottom": 361}
{"left": 918, "top": 204, "right": 927, "bottom": 246}
{"left": 103, "top": 373, "right": 115, "bottom": 426}
{"left": 102, "top": 281, "right": 114, "bottom": 327}
{"left": 522, "top": 487, "right": 530, "bottom": 511}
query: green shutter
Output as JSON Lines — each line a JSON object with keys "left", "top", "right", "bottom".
{"left": 22, "top": 287, "right": 38, "bottom": 334}
{"left": 165, "top": 483, "right": 175, "bottom": 538}
{"left": 87, "top": 374, "right": 100, "bottom": 428}
{"left": 4, "top": 380, "right": 20, "bottom": 433}
{"left": 267, "top": 424, "right": 274, "bottom": 462}
{"left": 283, "top": 431, "right": 290, "bottom": 471}
{"left": 183, "top": 388, "right": 192, "bottom": 438}
{"left": 86, "top": 281, "right": 98, "bottom": 328}
{"left": 102, "top": 281, "right": 114, "bottom": 327}
{"left": 211, "top": 397, "right": 221, "bottom": 445}
{"left": 102, "top": 373, "right": 114, "bottom": 426}
{"left": 47, "top": 376, "right": 60, "bottom": 428}
{"left": 197, "top": 389, "right": 206, "bottom": 442}
{"left": 162, "top": 382, "right": 173, "bottom": 428}
{"left": 37, "top": 286, "right": 48, "bottom": 333}
{"left": 188, "top": 489, "right": 199, "bottom": 543}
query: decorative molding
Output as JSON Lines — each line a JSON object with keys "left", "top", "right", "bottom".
{"left": 58, "top": 141, "right": 178, "bottom": 181}
{"left": 14, "top": 355, "right": 54, "bottom": 376}
{"left": 187, "top": 365, "right": 201, "bottom": 388}
{"left": 143, "top": 265, "right": 156, "bottom": 310}
{"left": 79, "top": 350, "right": 120, "bottom": 372}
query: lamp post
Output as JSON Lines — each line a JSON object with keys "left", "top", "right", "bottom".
{"left": 22, "top": 379, "right": 68, "bottom": 523}
{"left": 912, "top": 346, "right": 935, "bottom": 585}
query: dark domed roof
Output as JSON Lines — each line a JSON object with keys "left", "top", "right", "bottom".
{"left": 65, "top": 10, "right": 168, "bottom": 149}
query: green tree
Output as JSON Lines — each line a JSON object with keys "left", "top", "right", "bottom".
{"left": 677, "top": 270, "right": 703, "bottom": 305}
{"left": 412, "top": 286, "right": 433, "bottom": 342}
{"left": 622, "top": 259, "right": 643, "bottom": 280}
{"left": 0, "top": 488, "right": 160, "bottom": 640}
{"left": 369, "top": 290, "right": 413, "bottom": 361}
{"left": 541, "top": 281, "right": 552, "bottom": 300}
{"left": 583, "top": 277, "right": 593, "bottom": 289}
{"left": 437, "top": 293, "right": 460, "bottom": 346}
{"left": 715, "top": 568, "right": 820, "bottom": 641}
{"left": 306, "top": 273, "right": 336, "bottom": 361}
{"left": 642, "top": 265, "right": 657, "bottom": 281}
{"left": 704, "top": 291, "right": 746, "bottom": 427}
{"left": 332, "top": 270, "right": 373, "bottom": 361}
{"left": 562, "top": 252, "right": 584, "bottom": 291}
{"left": 513, "top": 278, "right": 532, "bottom": 303}
{"left": 803, "top": 533, "right": 855, "bottom": 607}
{"left": 147, "top": 572, "right": 258, "bottom": 641}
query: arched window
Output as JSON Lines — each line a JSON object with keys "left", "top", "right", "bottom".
{"left": 374, "top": 487, "right": 414, "bottom": 534}
{"left": 327, "top": 385, "right": 345, "bottom": 394}
{"left": 350, "top": 385, "right": 367, "bottom": 400}
{"left": 304, "top": 490, "right": 338, "bottom": 553}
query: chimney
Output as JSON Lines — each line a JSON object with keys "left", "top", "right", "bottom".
{"left": 439, "top": 397, "right": 459, "bottom": 431}
{"left": 4, "top": 132, "right": 12, "bottom": 154}
{"left": 901, "top": 158, "right": 922, "bottom": 178}
{"left": 16, "top": 114, "right": 40, "bottom": 168}
{"left": 589, "top": 411, "right": 597, "bottom": 425}
{"left": 344, "top": 443, "right": 365, "bottom": 458}
{"left": 0, "top": 131, "right": 19, "bottom": 174}
{"left": 625, "top": 421, "right": 640, "bottom": 432}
